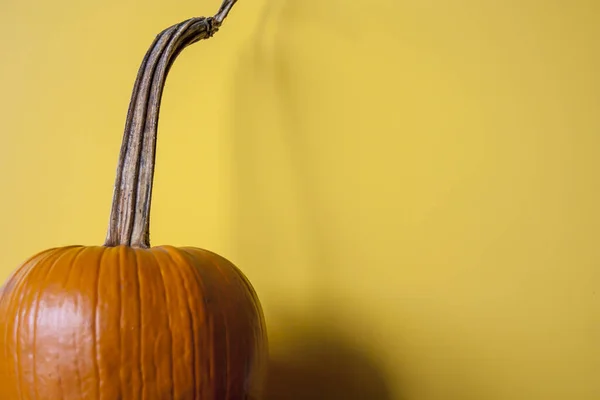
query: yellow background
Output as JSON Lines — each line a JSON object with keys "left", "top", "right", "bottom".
{"left": 1, "top": 0, "right": 598, "bottom": 398}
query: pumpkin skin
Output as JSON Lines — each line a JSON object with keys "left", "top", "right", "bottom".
{"left": 0, "top": 245, "right": 267, "bottom": 400}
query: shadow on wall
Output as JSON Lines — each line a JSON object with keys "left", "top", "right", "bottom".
{"left": 229, "top": 0, "right": 398, "bottom": 399}
{"left": 263, "top": 321, "right": 393, "bottom": 400}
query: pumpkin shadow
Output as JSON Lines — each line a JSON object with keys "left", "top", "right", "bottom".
{"left": 264, "top": 349, "right": 392, "bottom": 400}
{"left": 263, "top": 329, "right": 393, "bottom": 400}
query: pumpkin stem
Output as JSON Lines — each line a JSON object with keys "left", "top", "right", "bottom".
{"left": 104, "top": 0, "right": 238, "bottom": 248}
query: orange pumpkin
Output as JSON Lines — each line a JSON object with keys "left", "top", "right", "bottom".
{"left": 0, "top": 1, "right": 268, "bottom": 399}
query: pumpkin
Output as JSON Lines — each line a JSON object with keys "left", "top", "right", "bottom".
{"left": 0, "top": 1, "right": 268, "bottom": 399}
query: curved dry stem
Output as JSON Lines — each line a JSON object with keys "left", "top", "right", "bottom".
{"left": 105, "top": 1, "right": 239, "bottom": 248}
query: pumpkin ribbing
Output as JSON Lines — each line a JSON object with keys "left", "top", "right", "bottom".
{"left": 0, "top": 1, "right": 267, "bottom": 399}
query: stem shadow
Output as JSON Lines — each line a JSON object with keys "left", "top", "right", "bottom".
{"left": 228, "top": 1, "right": 398, "bottom": 399}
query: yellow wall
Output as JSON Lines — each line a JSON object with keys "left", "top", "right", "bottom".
{"left": 0, "top": 0, "right": 598, "bottom": 398}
